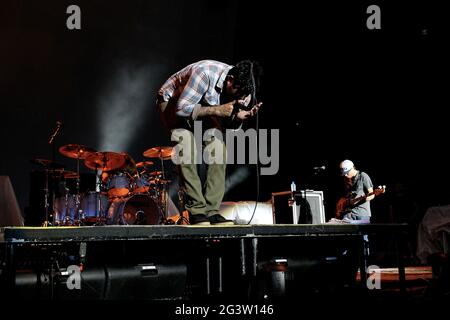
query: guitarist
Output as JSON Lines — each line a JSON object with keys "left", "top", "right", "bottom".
{"left": 335, "top": 160, "right": 374, "bottom": 223}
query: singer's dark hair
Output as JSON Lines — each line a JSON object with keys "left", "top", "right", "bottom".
{"left": 227, "top": 60, "right": 263, "bottom": 96}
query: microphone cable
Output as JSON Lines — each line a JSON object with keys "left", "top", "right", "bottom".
{"left": 246, "top": 61, "right": 260, "bottom": 225}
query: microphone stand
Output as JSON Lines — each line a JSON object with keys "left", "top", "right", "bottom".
{"left": 44, "top": 122, "right": 62, "bottom": 227}
{"left": 49, "top": 122, "right": 62, "bottom": 162}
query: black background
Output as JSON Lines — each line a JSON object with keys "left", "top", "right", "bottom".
{"left": 1, "top": 0, "right": 449, "bottom": 223}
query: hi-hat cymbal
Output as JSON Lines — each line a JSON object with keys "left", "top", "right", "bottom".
{"left": 143, "top": 146, "right": 173, "bottom": 159}
{"left": 136, "top": 161, "right": 154, "bottom": 168}
{"left": 61, "top": 171, "right": 79, "bottom": 179}
{"left": 84, "top": 152, "right": 126, "bottom": 172}
{"left": 47, "top": 169, "right": 78, "bottom": 179}
{"left": 59, "top": 144, "right": 96, "bottom": 159}
{"left": 30, "top": 158, "right": 65, "bottom": 169}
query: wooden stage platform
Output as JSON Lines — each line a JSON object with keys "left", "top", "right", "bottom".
{"left": 1, "top": 223, "right": 408, "bottom": 240}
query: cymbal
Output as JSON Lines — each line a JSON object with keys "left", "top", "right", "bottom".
{"left": 143, "top": 146, "right": 173, "bottom": 159}
{"left": 46, "top": 169, "right": 78, "bottom": 179}
{"left": 49, "top": 168, "right": 65, "bottom": 176}
{"left": 30, "top": 158, "right": 65, "bottom": 169}
{"left": 149, "top": 170, "right": 163, "bottom": 176}
{"left": 61, "top": 171, "right": 79, "bottom": 179}
{"left": 59, "top": 144, "right": 96, "bottom": 159}
{"left": 136, "top": 161, "right": 154, "bottom": 168}
{"left": 84, "top": 151, "right": 126, "bottom": 172}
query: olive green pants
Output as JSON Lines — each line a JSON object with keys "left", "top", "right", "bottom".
{"left": 171, "top": 128, "right": 226, "bottom": 216}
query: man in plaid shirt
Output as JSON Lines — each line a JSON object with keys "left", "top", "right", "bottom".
{"left": 157, "top": 60, "right": 262, "bottom": 225}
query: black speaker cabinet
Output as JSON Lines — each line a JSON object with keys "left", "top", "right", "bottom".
{"left": 13, "top": 263, "right": 187, "bottom": 300}
{"left": 104, "top": 263, "right": 187, "bottom": 299}
{"left": 271, "top": 190, "right": 326, "bottom": 224}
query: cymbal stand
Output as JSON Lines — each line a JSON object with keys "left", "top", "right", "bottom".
{"left": 74, "top": 154, "right": 83, "bottom": 225}
{"left": 94, "top": 166, "right": 105, "bottom": 225}
{"left": 175, "top": 186, "right": 188, "bottom": 225}
{"left": 42, "top": 168, "right": 51, "bottom": 227}
{"left": 159, "top": 154, "right": 169, "bottom": 223}
{"left": 62, "top": 177, "right": 70, "bottom": 226}
{"left": 45, "top": 121, "right": 62, "bottom": 226}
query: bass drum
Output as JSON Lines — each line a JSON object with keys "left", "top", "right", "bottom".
{"left": 107, "top": 194, "right": 161, "bottom": 225}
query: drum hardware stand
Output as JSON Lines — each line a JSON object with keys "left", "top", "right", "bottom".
{"left": 59, "top": 177, "right": 71, "bottom": 226}
{"left": 160, "top": 182, "right": 174, "bottom": 225}
{"left": 158, "top": 154, "right": 169, "bottom": 224}
{"left": 74, "top": 154, "right": 84, "bottom": 225}
{"left": 154, "top": 179, "right": 168, "bottom": 225}
{"left": 62, "top": 191, "right": 70, "bottom": 226}
{"left": 172, "top": 187, "right": 188, "bottom": 225}
{"left": 58, "top": 144, "right": 98, "bottom": 226}
{"left": 94, "top": 166, "right": 105, "bottom": 225}
{"left": 141, "top": 146, "right": 173, "bottom": 225}
{"left": 42, "top": 168, "right": 52, "bottom": 227}
{"left": 43, "top": 121, "right": 62, "bottom": 227}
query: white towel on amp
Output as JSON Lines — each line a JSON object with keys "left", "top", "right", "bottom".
{"left": 219, "top": 201, "right": 274, "bottom": 225}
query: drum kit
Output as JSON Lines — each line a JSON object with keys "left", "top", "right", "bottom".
{"left": 33, "top": 144, "right": 174, "bottom": 227}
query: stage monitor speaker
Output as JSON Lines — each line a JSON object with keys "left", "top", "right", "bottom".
{"left": 272, "top": 190, "right": 325, "bottom": 224}
{"left": 12, "top": 263, "right": 187, "bottom": 300}
{"left": 13, "top": 268, "right": 106, "bottom": 300}
{"left": 104, "top": 263, "right": 187, "bottom": 299}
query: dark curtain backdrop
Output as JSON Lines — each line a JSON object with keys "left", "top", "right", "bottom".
{"left": 1, "top": 0, "right": 449, "bottom": 223}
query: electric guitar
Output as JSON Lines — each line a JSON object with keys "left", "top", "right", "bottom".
{"left": 336, "top": 185, "right": 386, "bottom": 218}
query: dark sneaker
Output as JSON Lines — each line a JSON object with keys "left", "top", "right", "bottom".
{"left": 189, "top": 213, "right": 210, "bottom": 226}
{"left": 208, "top": 214, "right": 234, "bottom": 226}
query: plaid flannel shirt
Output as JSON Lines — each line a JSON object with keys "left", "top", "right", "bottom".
{"left": 158, "top": 60, "right": 232, "bottom": 119}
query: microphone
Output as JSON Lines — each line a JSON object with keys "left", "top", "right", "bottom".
{"left": 48, "top": 121, "right": 63, "bottom": 144}
{"left": 313, "top": 166, "right": 326, "bottom": 171}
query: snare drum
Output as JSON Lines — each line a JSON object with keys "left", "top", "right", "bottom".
{"left": 106, "top": 172, "right": 131, "bottom": 197}
{"left": 106, "top": 194, "right": 161, "bottom": 225}
{"left": 80, "top": 191, "right": 109, "bottom": 223}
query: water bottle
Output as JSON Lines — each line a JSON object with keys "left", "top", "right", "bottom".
{"left": 290, "top": 181, "right": 298, "bottom": 222}
{"left": 290, "top": 181, "right": 296, "bottom": 192}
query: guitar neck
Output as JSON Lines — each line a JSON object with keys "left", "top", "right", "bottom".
{"left": 338, "top": 187, "right": 385, "bottom": 217}
{"left": 350, "top": 189, "right": 381, "bottom": 205}
{"left": 349, "top": 194, "right": 367, "bottom": 206}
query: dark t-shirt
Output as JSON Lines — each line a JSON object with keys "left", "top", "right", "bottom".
{"left": 343, "top": 171, "right": 373, "bottom": 217}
